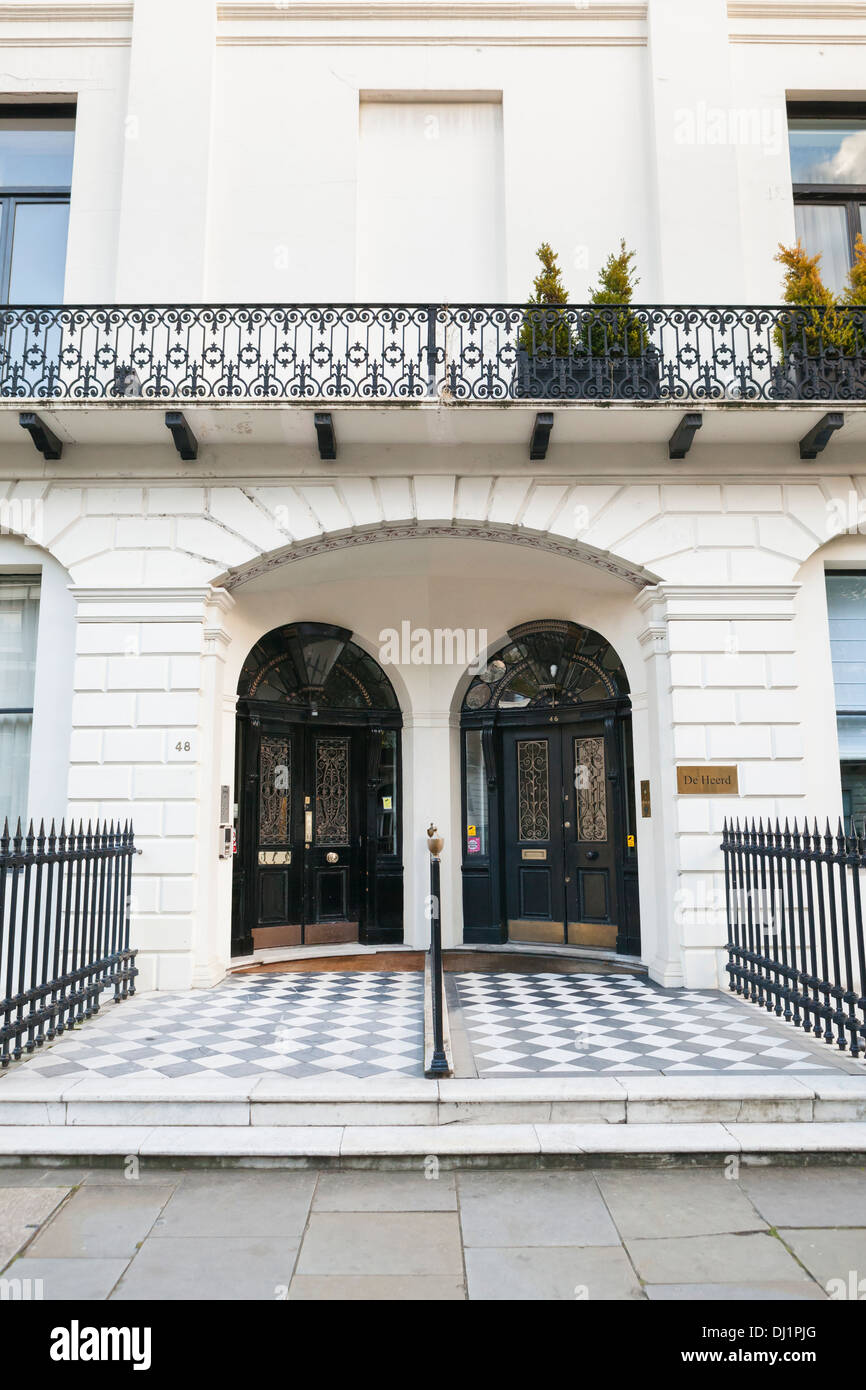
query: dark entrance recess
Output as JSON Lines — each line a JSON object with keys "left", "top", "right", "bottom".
{"left": 232, "top": 622, "right": 403, "bottom": 956}
{"left": 460, "top": 619, "right": 640, "bottom": 956}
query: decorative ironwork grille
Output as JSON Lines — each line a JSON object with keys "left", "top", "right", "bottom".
{"left": 315, "top": 737, "right": 350, "bottom": 846}
{"left": 3, "top": 303, "right": 865, "bottom": 402}
{"left": 0, "top": 819, "right": 138, "bottom": 1067}
{"left": 574, "top": 736, "right": 607, "bottom": 842}
{"left": 722, "top": 818, "right": 866, "bottom": 1059}
{"left": 259, "top": 736, "right": 291, "bottom": 846}
{"left": 517, "top": 739, "right": 550, "bottom": 842}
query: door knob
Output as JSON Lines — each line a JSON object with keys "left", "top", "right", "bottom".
{"left": 585, "top": 850, "right": 599, "bottom": 860}
{"left": 326, "top": 851, "right": 338, "bottom": 864}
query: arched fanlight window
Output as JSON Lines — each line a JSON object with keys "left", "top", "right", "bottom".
{"left": 462, "top": 619, "right": 629, "bottom": 712}
{"left": 237, "top": 622, "right": 399, "bottom": 711}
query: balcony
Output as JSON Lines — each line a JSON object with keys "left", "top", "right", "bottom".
{"left": 2, "top": 304, "right": 865, "bottom": 456}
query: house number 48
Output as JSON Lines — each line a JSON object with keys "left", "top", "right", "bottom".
{"left": 168, "top": 735, "right": 196, "bottom": 762}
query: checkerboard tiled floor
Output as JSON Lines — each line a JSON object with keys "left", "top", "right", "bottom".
{"left": 11, "top": 973, "right": 424, "bottom": 1080}
{"left": 451, "top": 972, "right": 864, "bottom": 1075}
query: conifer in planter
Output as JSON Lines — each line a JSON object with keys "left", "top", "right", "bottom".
{"left": 580, "top": 239, "right": 658, "bottom": 398}
{"left": 513, "top": 243, "right": 578, "bottom": 398}
{"left": 513, "top": 240, "right": 659, "bottom": 399}
{"left": 773, "top": 238, "right": 866, "bottom": 399}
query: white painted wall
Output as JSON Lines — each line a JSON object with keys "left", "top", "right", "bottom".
{"left": 3, "top": 2, "right": 866, "bottom": 990}
{"left": 9, "top": 0, "right": 866, "bottom": 306}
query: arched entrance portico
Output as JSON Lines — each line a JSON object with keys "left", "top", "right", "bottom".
{"left": 460, "top": 619, "right": 640, "bottom": 956}
{"left": 231, "top": 621, "right": 403, "bottom": 956}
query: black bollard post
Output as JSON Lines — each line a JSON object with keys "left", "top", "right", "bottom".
{"left": 426, "top": 823, "right": 448, "bottom": 1077}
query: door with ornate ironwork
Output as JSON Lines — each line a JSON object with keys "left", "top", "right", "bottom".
{"left": 502, "top": 721, "right": 621, "bottom": 947}
{"left": 239, "top": 719, "right": 364, "bottom": 950}
{"left": 303, "top": 728, "right": 363, "bottom": 938}
{"left": 232, "top": 622, "right": 404, "bottom": 956}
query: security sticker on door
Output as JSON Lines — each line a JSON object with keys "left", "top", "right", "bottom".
{"left": 168, "top": 734, "right": 197, "bottom": 762}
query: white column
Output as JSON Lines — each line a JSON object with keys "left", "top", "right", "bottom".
{"left": 114, "top": 0, "right": 217, "bottom": 300}
{"left": 401, "top": 711, "right": 461, "bottom": 949}
{"left": 646, "top": 0, "right": 746, "bottom": 302}
{"left": 192, "top": 588, "right": 236, "bottom": 987}
{"left": 635, "top": 586, "right": 684, "bottom": 987}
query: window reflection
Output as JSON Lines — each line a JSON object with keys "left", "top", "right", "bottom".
{"left": 789, "top": 119, "right": 866, "bottom": 185}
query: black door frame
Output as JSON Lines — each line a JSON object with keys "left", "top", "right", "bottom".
{"left": 461, "top": 698, "right": 640, "bottom": 956}
{"left": 231, "top": 701, "right": 403, "bottom": 956}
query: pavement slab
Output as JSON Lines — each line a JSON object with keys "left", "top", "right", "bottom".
{"left": 594, "top": 1169, "right": 768, "bottom": 1240}
{"left": 464, "top": 1245, "right": 644, "bottom": 1300}
{"left": 27, "top": 1184, "right": 174, "bottom": 1259}
{"left": 0, "top": 1187, "right": 70, "bottom": 1269}
{"left": 624, "top": 1231, "right": 816, "bottom": 1286}
{"left": 296, "top": 1211, "right": 464, "bottom": 1278}
{"left": 457, "top": 1170, "right": 620, "bottom": 1248}
{"left": 738, "top": 1164, "right": 866, "bottom": 1227}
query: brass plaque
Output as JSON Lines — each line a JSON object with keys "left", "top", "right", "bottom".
{"left": 676, "top": 765, "right": 739, "bottom": 795}
{"left": 521, "top": 848, "right": 547, "bottom": 861}
{"left": 508, "top": 920, "right": 564, "bottom": 943}
{"left": 640, "top": 779, "right": 651, "bottom": 817}
{"left": 568, "top": 921, "right": 617, "bottom": 949}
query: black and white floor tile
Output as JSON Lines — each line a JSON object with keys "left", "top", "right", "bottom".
{"left": 452, "top": 972, "right": 860, "bottom": 1075}
{"left": 14, "top": 973, "right": 424, "bottom": 1080}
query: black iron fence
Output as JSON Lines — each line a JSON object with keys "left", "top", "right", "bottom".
{"left": 1, "top": 303, "right": 865, "bottom": 403}
{"left": 0, "top": 819, "right": 138, "bottom": 1067}
{"left": 722, "top": 818, "right": 866, "bottom": 1058}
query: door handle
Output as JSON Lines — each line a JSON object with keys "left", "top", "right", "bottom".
{"left": 585, "top": 850, "right": 599, "bottom": 860}
{"left": 304, "top": 810, "right": 313, "bottom": 843}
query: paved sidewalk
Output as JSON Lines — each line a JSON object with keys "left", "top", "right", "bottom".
{"left": 1, "top": 1163, "right": 864, "bottom": 1300}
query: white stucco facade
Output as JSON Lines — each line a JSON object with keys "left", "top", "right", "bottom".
{"left": 1, "top": 0, "right": 865, "bottom": 991}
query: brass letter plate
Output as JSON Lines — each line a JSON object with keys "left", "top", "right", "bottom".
{"left": 521, "top": 848, "right": 547, "bottom": 861}
{"left": 258, "top": 850, "right": 291, "bottom": 866}
{"left": 676, "top": 765, "right": 739, "bottom": 795}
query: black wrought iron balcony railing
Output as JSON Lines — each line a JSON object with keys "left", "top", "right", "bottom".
{"left": 1, "top": 303, "right": 865, "bottom": 403}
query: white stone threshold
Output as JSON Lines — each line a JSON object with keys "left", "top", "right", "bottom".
{"left": 0, "top": 1121, "right": 864, "bottom": 1164}
{"left": 1, "top": 1074, "right": 866, "bottom": 1128}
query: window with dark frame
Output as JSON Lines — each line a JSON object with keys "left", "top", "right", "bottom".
{"left": 0, "top": 574, "right": 40, "bottom": 828}
{"left": 787, "top": 102, "right": 866, "bottom": 297}
{"left": 825, "top": 572, "right": 866, "bottom": 827}
{"left": 0, "top": 104, "right": 75, "bottom": 305}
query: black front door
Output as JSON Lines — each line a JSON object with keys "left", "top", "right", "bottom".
{"left": 502, "top": 720, "right": 622, "bottom": 947}
{"left": 242, "top": 720, "right": 363, "bottom": 948}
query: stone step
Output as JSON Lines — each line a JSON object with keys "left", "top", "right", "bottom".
{"left": 1, "top": 1074, "right": 865, "bottom": 1127}
{"left": 0, "top": 1121, "right": 864, "bottom": 1166}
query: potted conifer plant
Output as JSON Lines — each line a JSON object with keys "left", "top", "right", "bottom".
{"left": 773, "top": 237, "right": 866, "bottom": 398}
{"left": 580, "top": 238, "right": 659, "bottom": 398}
{"left": 513, "top": 242, "right": 577, "bottom": 398}
{"left": 513, "top": 240, "right": 660, "bottom": 399}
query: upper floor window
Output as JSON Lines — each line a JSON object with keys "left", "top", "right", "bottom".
{"left": 0, "top": 106, "right": 75, "bottom": 305}
{"left": 788, "top": 103, "right": 866, "bottom": 296}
